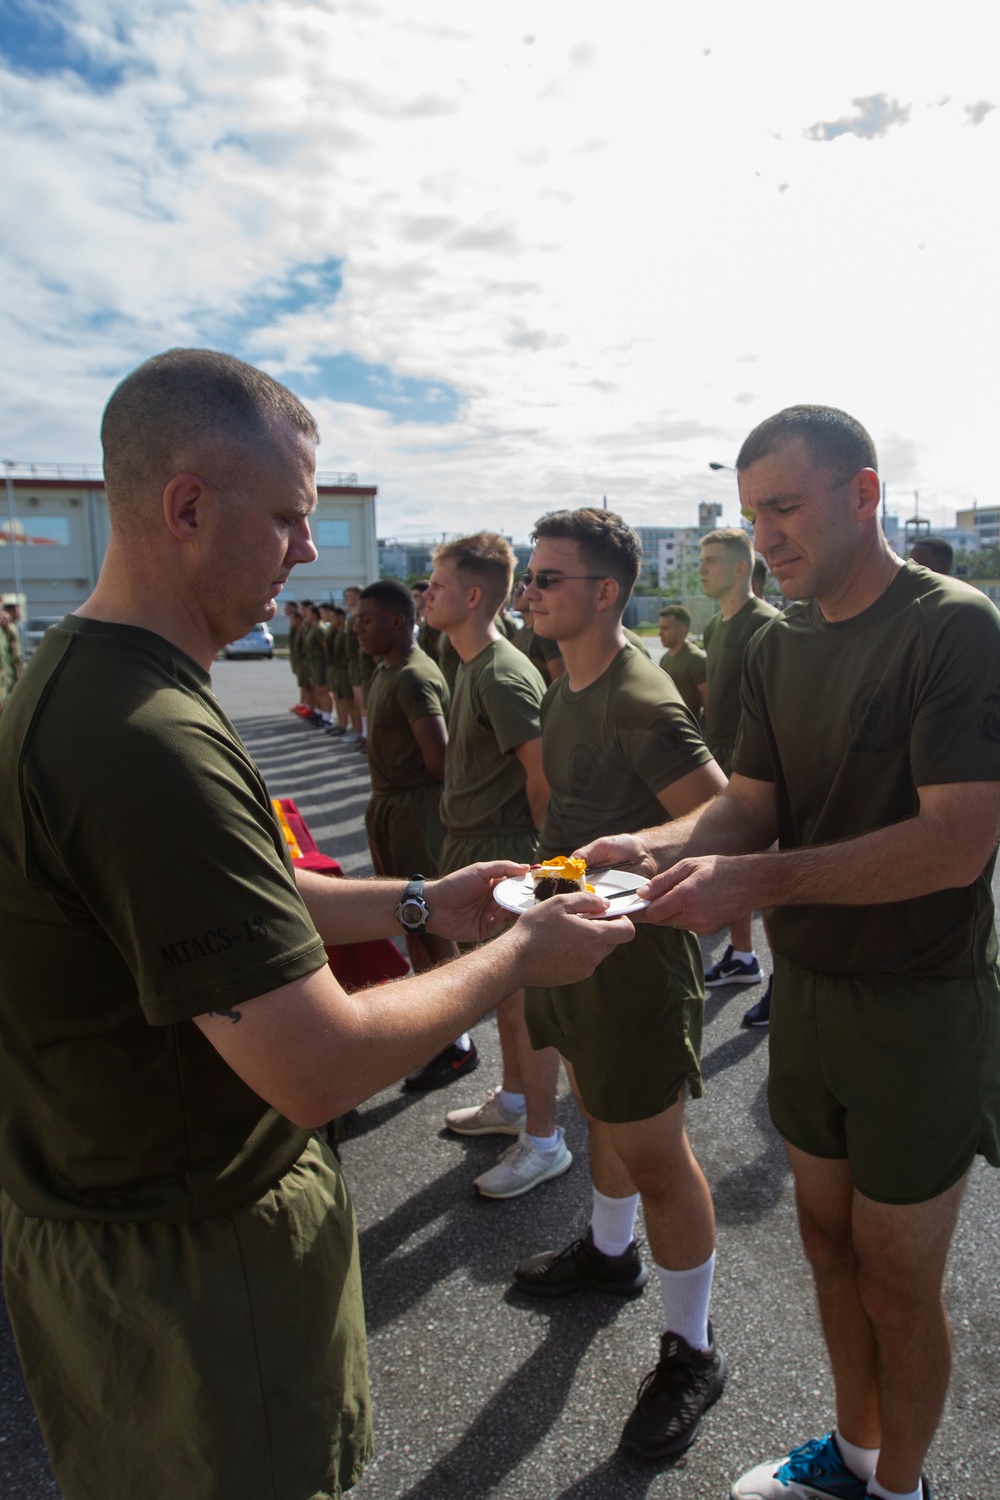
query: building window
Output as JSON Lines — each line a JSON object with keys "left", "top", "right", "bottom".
{"left": 316, "top": 519, "right": 351, "bottom": 548}
{"left": 0, "top": 516, "right": 70, "bottom": 546}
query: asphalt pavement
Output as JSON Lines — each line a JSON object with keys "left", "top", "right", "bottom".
{"left": 2, "top": 655, "right": 997, "bottom": 1500}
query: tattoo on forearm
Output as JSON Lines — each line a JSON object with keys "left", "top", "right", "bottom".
{"left": 209, "top": 1007, "right": 242, "bottom": 1024}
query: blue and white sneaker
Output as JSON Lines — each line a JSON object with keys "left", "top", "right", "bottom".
{"left": 730, "top": 1433, "right": 869, "bottom": 1499}
{"left": 704, "top": 944, "right": 762, "bottom": 987}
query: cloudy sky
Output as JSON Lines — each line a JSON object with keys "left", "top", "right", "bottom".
{"left": 2, "top": 0, "right": 998, "bottom": 541}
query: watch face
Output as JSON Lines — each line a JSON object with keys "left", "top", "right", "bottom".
{"left": 400, "top": 899, "right": 426, "bottom": 928}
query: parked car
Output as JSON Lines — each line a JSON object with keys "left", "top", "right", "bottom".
{"left": 223, "top": 622, "right": 274, "bottom": 659}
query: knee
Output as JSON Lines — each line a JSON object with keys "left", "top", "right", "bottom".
{"left": 797, "top": 1205, "right": 855, "bottom": 1278}
{"left": 855, "top": 1258, "right": 940, "bottom": 1333}
{"left": 621, "top": 1147, "right": 693, "bottom": 1201}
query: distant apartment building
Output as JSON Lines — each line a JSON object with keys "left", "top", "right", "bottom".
{"left": 955, "top": 506, "right": 1000, "bottom": 548}
{"left": 378, "top": 537, "right": 534, "bottom": 584}
{"left": 0, "top": 463, "right": 378, "bottom": 642}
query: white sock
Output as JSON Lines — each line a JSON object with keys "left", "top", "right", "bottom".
{"left": 731, "top": 949, "right": 756, "bottom": 964}
{"left": 498, "top": 1089, "right": 525, "bottom": 1116}
{"left": 454, "top": 1033, "right": 471, "bottom": 1052}
{"left": 835, "top": 1430, "right": 879, "bottom": 1482}
{"left": 322, "top": 712, "right": 333, "bottom": 723}
{"left": 655, "top": 1251, "right": 715, "bottom": 1350}
{"left": 867, "top": 1478, "right": 921, "bottom": 1500}
{"left": 525, "top": 1129, "right": 560, "bottom": 1153}
{"left": 591, "top": 1187, "right": 639, "bottom": 1257}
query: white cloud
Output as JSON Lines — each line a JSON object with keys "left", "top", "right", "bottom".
{"left": 1, "top": 0, "right": 999, "bottom": 541}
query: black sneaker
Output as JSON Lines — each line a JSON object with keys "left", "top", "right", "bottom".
{"left": 513, "top": 1226, "right": 648, "bottom": 1298}
{"left": 742, "top": 975, "right": 772, "bottom": 1027}
{"left": 704, "top": 945, "right": 762, "bottom": 987}
{"left": 619, "top": 1324, "right": 727, "bottom": 1460}
{"left": 403, "top": 1041, "right": 479, "bottom": 1091}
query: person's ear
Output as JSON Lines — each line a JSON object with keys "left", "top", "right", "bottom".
{"left": 162, "top": 473, "right": 214, "bottom": 543}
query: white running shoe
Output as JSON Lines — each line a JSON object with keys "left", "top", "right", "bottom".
{"left": 445, "top": 1087, "right": 526, "bottom": 1137}
{"left": 473, "top": 1130, "right": 572, "bottom": 1199}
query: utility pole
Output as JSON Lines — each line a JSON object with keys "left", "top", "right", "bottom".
{"left": 4, "top": 460, "right": 25, "bottom": 606}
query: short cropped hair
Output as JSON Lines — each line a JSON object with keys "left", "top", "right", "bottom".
{"left": 736, "top": 404, "right": 878, "bottom": 480}
{"left": 101, "top": 348, "right": 318, "bottom": 524}
{"left": 330, "top": 606, "right": 346, "bottom": 621}
{"left": 411, "top": 580, "right": 429, "bottom": 595}
{"left": 660, "top": 605, "right": 691, "bottom": 628}
{"left": 433, "top": 532, "right": 515, "bottom": 614}
{"left": 359, "top": 578, "right": 416, "bottom": 627}
{"left": 701, "top": 527, "right": 754, "bottom": 571}
{"left": 530, "top": 508, "right": 641, "bottom": 608}
{"left": 908, "top": 536, "right": 954, "bottom": 575}
{"left": 752, "top": 556, "right": 769, "bottom": 594}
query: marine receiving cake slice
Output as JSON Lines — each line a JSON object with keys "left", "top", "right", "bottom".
{"left": 531, "top": 855, "right": 588, "bottom": 902}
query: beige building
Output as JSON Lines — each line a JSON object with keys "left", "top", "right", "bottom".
{"left": 1, "top": 464, "right": 378, "bottom": 643}
{"left": 955, "top": 505, "right": 1000, "bottom": 549}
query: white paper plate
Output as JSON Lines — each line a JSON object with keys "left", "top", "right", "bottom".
{"left": 493, "top": 868, "right": 649, "bottom": 919}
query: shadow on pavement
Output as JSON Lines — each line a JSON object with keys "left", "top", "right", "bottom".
{"left": 712, "top": 1078, "right": 790, "bottom": 1225}
{"left": 389, "top": 1297, "right": 627, "bottom": 1500}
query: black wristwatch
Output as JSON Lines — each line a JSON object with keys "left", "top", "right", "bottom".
{"left": 396, "top": 875, "right": 430, "bottom": 933}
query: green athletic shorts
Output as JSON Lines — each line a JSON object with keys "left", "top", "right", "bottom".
{"left": 525, "top": 924, "right": 705, "bottom": 1123}
{"left": 1, "top": 1136, "right": 371, "bottom": 1500}
{"left": 769, "top": 954, "right": 1000, "bottom": 1204}
{"left": 334, "top": 668, "right": 352, "bottom": 701}
{"left": 437, "top": 826, "right": 538, "bottom": 876}
{"left": 365, "top": 786, "right": 446, "bottom": 879}
{"left": 296, "top": 662, "right": 312, "bottom": 689}
{"left": 308, "top": 655, "right": 327, "bottom": 689}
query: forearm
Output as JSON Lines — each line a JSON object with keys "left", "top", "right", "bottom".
{"left": 729, "top": 813, "right": 988, "bottom": 909}
{"left": 295, "top": 867, "right": 406, "bottom": 944}
{"left": 642, "top": 784, "right": 775, "bottom": 868}
{"left": 528, "top": 783, "right": 549, "bottom": 832}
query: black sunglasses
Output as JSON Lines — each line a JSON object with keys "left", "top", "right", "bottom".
{"left": 519, "top": 570, "right": 605, "bottom": 590}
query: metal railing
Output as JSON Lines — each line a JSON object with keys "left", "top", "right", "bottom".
{"left": 3, "top": 461, "right": 104, "bottom": 481}
{"left": 3, "top": 462, "right": 362, "bottom": 487}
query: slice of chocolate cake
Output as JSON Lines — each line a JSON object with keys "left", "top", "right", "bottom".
{"left": 531, "top": 856, "right": 587, "bottom": 902}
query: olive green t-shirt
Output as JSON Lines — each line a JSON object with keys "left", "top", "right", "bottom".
{"left": 513, "top": 623, "right": 563, "bottom": 681}
{"left": 440, "top": 637, "right": 544, "bottom": 836}
{"left": 437, "top": 630, "right": 461, "bottom": 697}
{"left": 366, "top": 646, "right": 450, "bottom": 795}
{"left": 660, "top": 639, "right": 707, "bottom": 721}
{"left": 734, "top": 563, "right": 1000, "bottom": 977}
{"left": 538, "top": 643, "right": 713, "bottom": 854}
{"left": 0, "top": 616, "right": 329, "bottom": 1223}
{"left": 0, "top": 623, "right": 11, "bottom": 702}
{"left": 288, "top": 620, "right": 304, "bottom": 668}
{"left": 417, "top": 621, "right": 442, "bottom": 659}
{"left": 704, "top": 596, "right": 779, "bottom": 756}
{"left": 301, "top": 619, "right": 327, "bottom": 673}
